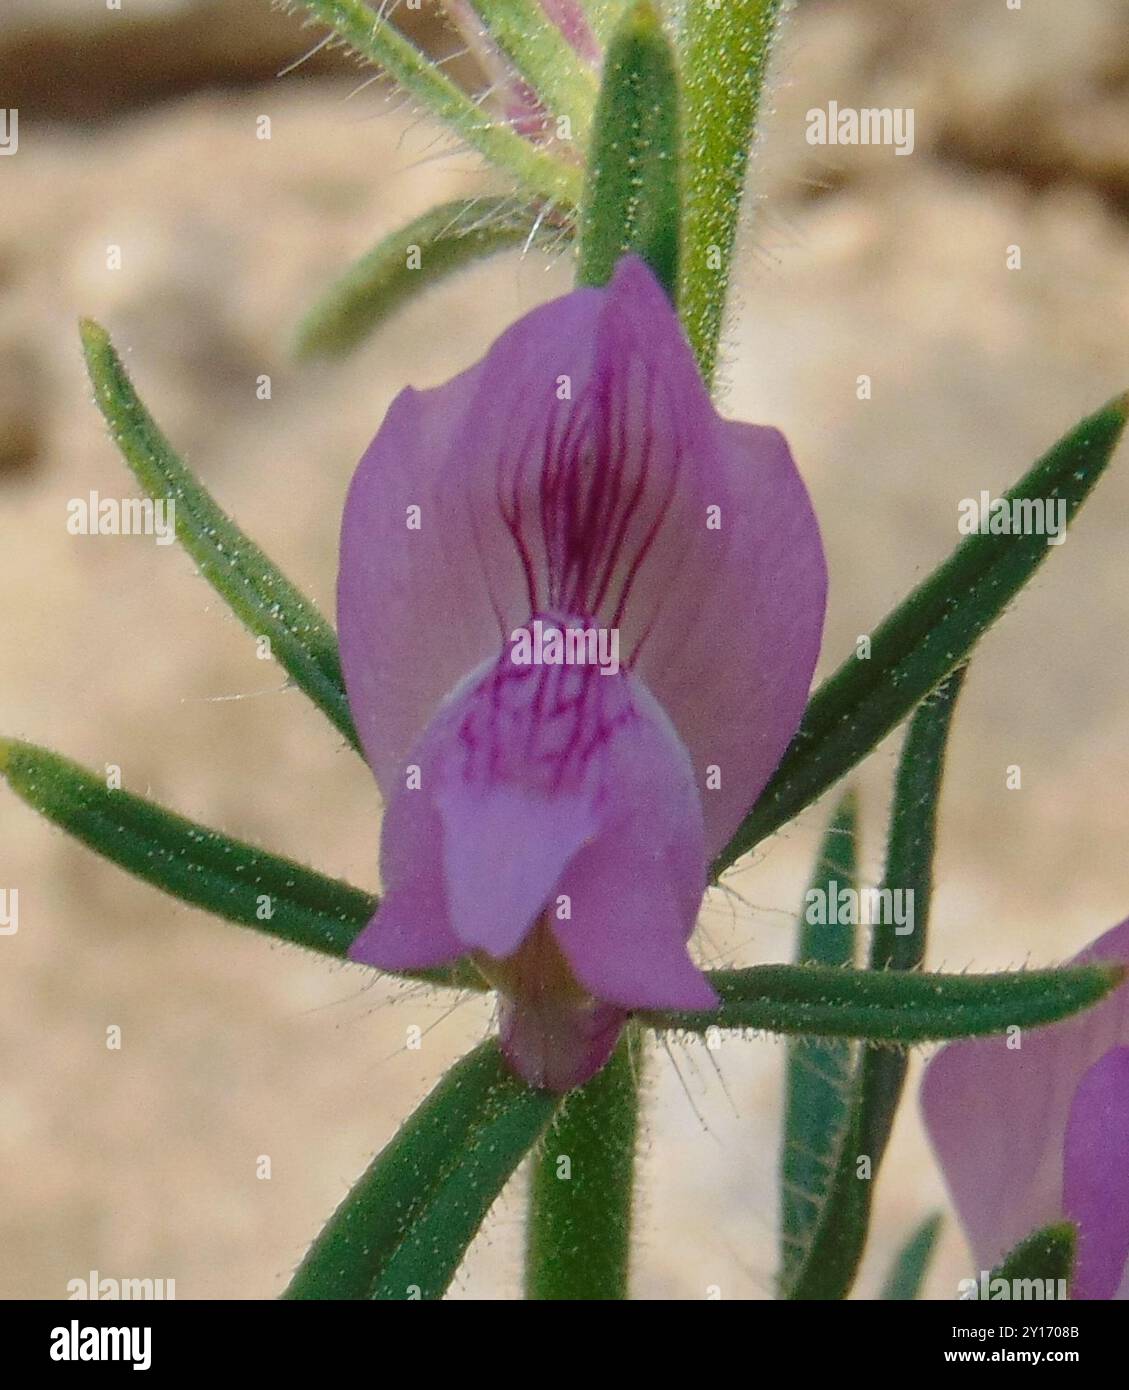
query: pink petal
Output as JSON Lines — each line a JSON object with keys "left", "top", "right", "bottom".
{"left": 337, "top": 284, "right": 603, "bottom": 796}
{"left": 555, "top": 841, "right": 719, "bottom": 1011}
{"left": 549, "top": 677, "right": 717, "bottom": 1011}
{"left": 632, "top": 416, "right": 827, "bottom": 859}
{"left": 1063, "top": 1046, "right": 1129, "bottom": 1300}
{"left": 352, "top": 616, "right": 714, "bottom": 995}
{"left": 348, "top": 880, "right": 462, "bottom": 973}
{"left": 438, "top": 780, "right": 595, "bottom": 958}
{"left": 339, "top": 257, "right": 825, "bottom": 1072}
{"left": 347, "top": 758, "right": 463, "bottom": 971}
{"left": 921, "top": 919, "right": 1129, "bottom": 1275}
{"left": 338, "top": 257, "right": 826, "bottom": 865}
{"left": 349, "top": 653, "right": 600, "bottom": 967}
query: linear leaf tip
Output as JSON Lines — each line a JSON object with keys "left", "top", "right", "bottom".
{"left": 78, "top": 315, "right": 109, "bottom": 349}
{"left": 624, "top": 0, "right": 663, "bottom": 35}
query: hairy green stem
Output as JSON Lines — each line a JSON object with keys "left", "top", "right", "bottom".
{"left": 524, "top": 1029, "right": 640, "bottom": 1299}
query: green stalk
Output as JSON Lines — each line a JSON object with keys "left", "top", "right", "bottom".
{"left": 0, "top": 736, "right": 478, "bottom": 989}
{"left": 779, "top": 671, "right": 966, "bottom": 1300}
{"left": 294, "top": 0, "right": 580, "bottom": 208}
{"left": 524, "top": 1029, "right": 640, "bottom": 1299}
{"left": 678, "top": 0, "right": 782, "bottom": 384}
{"left": 647, "top": 961, "right": 1123, "bottom": 1042}
{"left": 880, "top": 1213, "right": 943, "bottom": 1300}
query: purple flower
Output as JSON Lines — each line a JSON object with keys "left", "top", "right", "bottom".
{"left": 338, "top": 258, "right": 826, "bottom": 1090}
{"left": 922, "top": 919, "right": 1129, "bottom": 1299}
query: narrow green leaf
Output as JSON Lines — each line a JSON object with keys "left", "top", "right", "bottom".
{"left": 780, "top": 673, "right": 965, "bottom": 1299}
{"left": 525, "top": 1030, "right": 639, "bottom": 1300}
{"left": 294, "top": 0, "right": 580, "bottom": 208}
{"left": 647, "top": 961, "right": 1125, "bottom": 1042}
{"left": 780, "top": 1092, "right": 869, "bottom": 1299}
{"left": 780, "top": 672, "right": 968, "bottom": 1299}
{"left": 795, "top": 791, "right": 860, "bottom": 969}
{"left": 285, "top": 1040, "right": 559, "bottom": 1300}
{"left": 716, "top": 392, "right": 1129, "bottom": 877}
{"left": 468, "top": 1, "right": 598, "bottom": 140}
{"left": 859, "top": 667, "right": 967, "bottom": 1169}
{"left": 0, "top": 736, "right": 479, "bottom": 989}
{"left": 578, "top": 0, "right": 681, "bottom": 298}
{"left": 880, "top": 1213, "right": 943, "bottom": 1300}
{"left": 79, "top": 318, "right": 358, "bottom": 750}
{"left": 678, "top": 0, "right": 782, "bottom": 383}
{"left": 780, "top": 790, "right": 859, "bottom": 1286}
{"left": 988, "top": 1222, "right": 1076, "bottom": 1296}
{"left": 872, "top": 669, "right": 966, "bottom": 977}
{"left": 296, "top": 197, "right": 564, "bottom": 358}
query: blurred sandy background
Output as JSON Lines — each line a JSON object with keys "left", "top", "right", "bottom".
{"left": 1, "top": 0, "right": 1127, "bottom": 1300}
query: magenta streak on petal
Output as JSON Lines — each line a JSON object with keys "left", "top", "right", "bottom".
{"left": 434, "top": 649, "right": 630, "bottom": 956}
{"left": 1062, "top": 1046, "right": 1129, "bottom": 1300}
{"left": 339, "top": 256, "right": 825, "bottom": 858}
{"left": 337, "top": 282, "right": 604, "bottom": 797}
{"left": 494, "top": 284, "right": 684, "bottom": 662}
{"left": 350, "top": 607, "right": 717, "bottom": 1030}
{"left": 493, "top": 408, "right": 545, "bottom": 620}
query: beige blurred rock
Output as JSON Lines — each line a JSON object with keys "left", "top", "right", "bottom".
{"left": 1, "top": 0, "right": 1128, "bottom": 1302}
{"left": 0, "top": 0, "right": 464, "bottom": 121}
